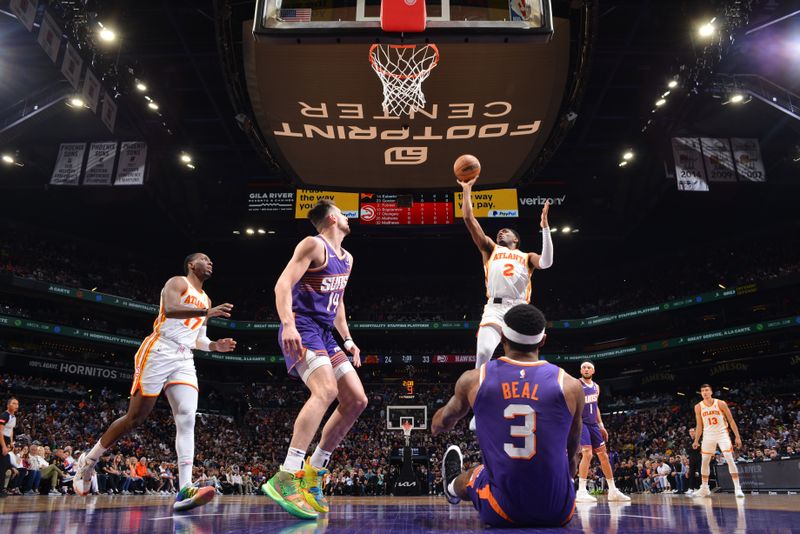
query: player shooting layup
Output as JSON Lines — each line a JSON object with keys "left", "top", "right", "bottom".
{"left": 432, "top": 304, "right": 582, "bottom": 528}
{"left": 74, "top": 254, "right": 237, "bottom": 512}
{"left": 457, "top": 177, "right": 553, "bottom": 430}
{"left": 692, "top": 383, "right": 745, "bottom": 498}
{"left": 575, "top": 362, "right": 630, "bottom": 502}
{"left": 265, "top": 199, "right": 367, "bottom": 520}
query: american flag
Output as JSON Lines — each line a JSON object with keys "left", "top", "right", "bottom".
{"left": 280, "top": 8, "right": 312, "bottom": 22}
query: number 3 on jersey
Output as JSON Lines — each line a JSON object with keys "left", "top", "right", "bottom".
{"left": 326, "top": 292, "right": 341, "bottom": 313}
{"left": 504, "top": 404, "right": 536, "bottom": 460}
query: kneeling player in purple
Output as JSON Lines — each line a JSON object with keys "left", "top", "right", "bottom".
{"left": 576, "top": 361, "right": 631, "bottom": 502}
{"left": 432, "top": 304, "right": 583, "bottom": 528}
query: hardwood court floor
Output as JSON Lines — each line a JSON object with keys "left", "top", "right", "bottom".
{"left": 0, "top": 493, "right": 798, "bottom": 533}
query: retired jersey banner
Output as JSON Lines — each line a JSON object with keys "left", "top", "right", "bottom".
{"left": 295, "top": 189, "right": 359, "bottom": 218}
{"left": 82, "top": 69, "right": 101, "bottom": 113}
{"left": 671, "top": 137, "right": 709, "bottom": 191}
{"left": 455, "top": 189, "right": 518, "bottom": 218}
{"left": 114, "top": 142, "right": 147, "bottom": 185}
{"left": 37, "top": 11, "right": 62, "bottom": 63}
{"left": 50, "top": 143, "right": 85, "bottom": 185}
{"left": 83, "top": 142, "right": 117, "bottom": 185}
{"left": 61, "top": 42, "right": 83, "bottom": 90}
{"left": 731, "top": 138, "right": 766, "bottom": 182}
{"left": 700, "top": 138, "right": 736, "bottom": 182}
{"left": 101, "top": 92, "right": 117, "bottom": 133}
{"left": 10, "top": 0, "right": 38, "bottom": 32}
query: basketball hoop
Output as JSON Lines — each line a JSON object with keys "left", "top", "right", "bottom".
{"left": 401, "top": 420, "right": 413, "bottom": 439}
{"left": 369, "top": 44, "right": 439, "bottom": 117}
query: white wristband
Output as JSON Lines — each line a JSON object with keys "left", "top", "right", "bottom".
{"left": 344, "top": 339, "right": 356, "bottom": 351}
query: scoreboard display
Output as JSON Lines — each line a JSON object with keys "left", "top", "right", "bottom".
{"left": 359, "top": 193, "right": 454, "bottom": 225}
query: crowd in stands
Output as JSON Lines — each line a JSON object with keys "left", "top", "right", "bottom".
{"left": 1, "top": 370, "right": 798, "bottom": 498}
{"left": 2, "top": 225, "right": 799, "bottom": 322}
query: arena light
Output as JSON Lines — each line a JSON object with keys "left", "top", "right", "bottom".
{"left": 67, "top": 97, "right": 86, "bottom": 108}
{"left": 618, "top": 160, "right": 628, "bottom": 167}
{"left": 135, "top": 81, "right": 147, "bottom": 92}
{"left": 257, "top": 228, "right": 266, "bottom": 234}
{"left": 268, "top": 230, "right": 276, "bottom": 235}
{"left": 698, "top": 18, "right": 716, "bottom": 38}
{"left": 561, "top": 226, "right": 572, "bottom": 233}
{"left": 622, "top": 150, "right": 634, "bottom": 161}
{"left": 232, "top": 230, "right": 241, "bottom": 235}
{"left": 98, "top": 27, "right": 116, "bottom": 42}
{"left": 186, "top": 163, "right": 196, "bottom": 170}
{"left": 571, "top": 228, "right": 580, "bottom": 233}
{"left": 2, "top": 154, "right": 14, "bottom": 164}
{"left": 245, "top": 228, "right": 255, "bottom": 235}
{"left": 180, "top": 153, "right": 192, "bottom": 164}
{"left": 549, "top": 227, "right": 558, "bottom": 233}
{"left": 677, "top": 392, "right": 686, "bottom": 396}
{"left": 718, "top": 283, "right": 726, "bottom": 289}
{"left": 661, "top": 91, "right": 670, "bottom": 98}
{"left": 147, "top": 102, "right": 159, "bottom": 110}
{"left": 655, "top": 98, "right": 666, "bottom": 107}
{"left": 668, "top": 79, "right": 678, "bottom": 89}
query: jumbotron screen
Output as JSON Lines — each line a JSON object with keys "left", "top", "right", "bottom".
{"left": 358, "top": 192, "right": 454, "bottom": 225}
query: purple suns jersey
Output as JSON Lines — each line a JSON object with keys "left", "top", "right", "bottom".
{"left": 292, "top": 236, "right": 351, "bottom": 325}
{"left": 581, "top": 380, "right": 600, "bottom": 424}
{"left": 473, "top": 358, "right": 575, "bottom": 523}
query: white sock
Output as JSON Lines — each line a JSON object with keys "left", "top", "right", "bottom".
{"left": 607, "top": 479, "right": 617, "bottom": 491}
{"left": 579, "top": 478, "right": 587, "bottom": 491}
{"left": 86, "top": 440, "right": 107, "bottom": 463}
{"left": 447, "top": 480, "right": 457, "bottom": 497}
{"left": 282, "top": 447, "right": 306, "bottom": 472}
{"left": 309, "top": 446, "right": 332, "bottom": 470}
{"left": 178, "top": 461, "right": 193, "bottom": 490}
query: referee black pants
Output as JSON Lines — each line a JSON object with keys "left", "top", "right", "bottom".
{"left": 688, "top": 455, "right": 701, "bottom": 490}
{"left": 0, "top": 452, "right": 10, "bottom": 492}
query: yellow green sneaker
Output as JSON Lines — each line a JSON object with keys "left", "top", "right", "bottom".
{"left": 263, "top": 468, "right": 319, "bottom": 520}
{"left": 300, "top": 460, "right": 329, "bottom": 513}
{"left": 173, "top": 484, "right": 216, "bottom": 512}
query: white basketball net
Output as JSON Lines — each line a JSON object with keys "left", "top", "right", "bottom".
{"left": 369, "top": 44, "right": 440, "bottom": 117}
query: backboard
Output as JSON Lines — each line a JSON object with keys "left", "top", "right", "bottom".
{"left": 386, "top": 405, "right": 428, "bottom": 430}
{"left": 241, "top": 0, "right": 577, "bottom": 190}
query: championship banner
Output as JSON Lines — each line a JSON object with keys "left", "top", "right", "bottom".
{"left": 83, "top": 142, "right": 117, "bottom": 185}
{"left": 82, "top": 69, "right": 101, "bottom": 113}
{"left": 700, "top": 138, "right": 736, "bottom": 182}
{"left": 295, "top": 189, "right": 359, "bottom": 218}
{"left": 731, "top": 138, "right": 766, "bottom": 182}
{"left": 50, "top": 142, "right": 85, "bottom": 186}
{"left": 114, "top": 142, "right": 147, "bottom": 185}
{"left": 454, "top": 188, "right": 519, "bottom": 218}
{"left": 101, "top": 92, "right": 117, "bottom": 133}
{"left": 61, "top": 42, "right": 83, "bottom": 90}
{"left": 37, "top": 11, "right": 62, "bottom": 63}
{"left": 10, "top": 0, "right": 38, "bottom": 32}
{"left": 671, "top": 137, "right": 709, "bottom": 191}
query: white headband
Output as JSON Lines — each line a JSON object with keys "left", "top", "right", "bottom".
{"left": 582, "top": 361, "right": 595, "bottom": 369}
{"left": 502, "top": 324, "right": 545, "bottom": 345}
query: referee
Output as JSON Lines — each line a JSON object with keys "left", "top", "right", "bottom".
{"left": 687, "top": 427, "right": 702, "bottom": 494}
{"left": 0, "top": 397, "right": 19, "bottom": 498}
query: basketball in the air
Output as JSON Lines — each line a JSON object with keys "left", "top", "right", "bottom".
{"left": 454, "top": 154, "right": 481, "bottom": 182}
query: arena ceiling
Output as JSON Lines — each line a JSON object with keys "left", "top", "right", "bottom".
{"left": 0, "top": 0, "right": 798, "bottom": 249}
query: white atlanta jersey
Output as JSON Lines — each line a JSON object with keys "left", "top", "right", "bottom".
{"left": 484, "top": 245, "right": 532, "bottom": 302}
{"left": 151, "top": 278, "right": 210, "bottom": 348}
{"left": 698, "top": 399, "right": 729, "bottom": 437}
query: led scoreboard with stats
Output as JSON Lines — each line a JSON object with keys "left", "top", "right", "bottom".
{"left": 359, "top": 193, "right": 454, "bottom": 225}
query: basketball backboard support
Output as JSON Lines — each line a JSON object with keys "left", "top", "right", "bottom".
{"left": 234, "top": 0, "right": 592, "bottom": 190}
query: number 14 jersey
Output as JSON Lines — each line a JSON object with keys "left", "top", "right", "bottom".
{"left": 292, "top": 235, "right": 352, "bottom": 326}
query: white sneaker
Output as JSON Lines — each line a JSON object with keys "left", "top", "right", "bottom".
{"left": 72, "top": 454, "right": 97, "bottom": 497}
{"left": 607, "top": 489, "right": 631, "bottom": 502}
{"left": 694, "top": 486, "right": 711, "bottom": 498}
{"left": 575, "top": 489, "right": 597, "bottom": 503}
{"left": 685, "top": 489, "right": 694, "bottom": 496}
{"left": 735, "top": 489, "right": 745, "bottom": 498}
{"left": 48, "top": 489, "right": 61, "bottom": 496}
{"left": 469, "top": 416, "right": 477, "bottom": 432}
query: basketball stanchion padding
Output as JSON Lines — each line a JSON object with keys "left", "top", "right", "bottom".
{"left": 381, "top": 0, "right": 427, "bottom": 32}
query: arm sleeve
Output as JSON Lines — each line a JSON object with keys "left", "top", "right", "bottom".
{"left": 538, "top": 227, "right": 553, "bottom": 269}
{"left": 195, "top": 326, "right": 211, "bottom": 351}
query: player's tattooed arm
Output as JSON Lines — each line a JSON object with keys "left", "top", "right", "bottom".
{"left": 431, "top": 369, "right": 479, "bottom": 436}
{"left": 457, "top": 178, "right": 494, "bottom": 257}
{"left": 692, "top": 404, "right": 704, "bottom": 449}
{"left": 719, "top": 401, "right": 743, "bottom": 449}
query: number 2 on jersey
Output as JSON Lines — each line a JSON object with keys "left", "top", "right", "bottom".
{"left": 504, "top": 404, "right": 536, "bottom": 460}
{"left": 502, "top": 263, "right": 515, "bottom": 277}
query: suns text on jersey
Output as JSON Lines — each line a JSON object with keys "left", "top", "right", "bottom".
{"left": 320, "top": 275, "right": 349, "bottom": 293}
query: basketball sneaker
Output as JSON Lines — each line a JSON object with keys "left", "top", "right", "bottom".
{"left": 263, "top": 469, "right": 319, "bottom": 520}
{"left": 173, "top": 484, "right": 216, "bottom": 512}
{"left": 607, "top": 488, "right": 631, "bottom": 502}
{"left": 735, "top": 488, "right": 745, "bottom": 498}
{"left": 575, "top": 489, "right": 597, "bottom": 503}
{"left": 300, "top": 461, "right": 329, "bottom": 514}
{"left": 72, "top": 453, "right": 96, "bottom": 496}
{"left": 693, "top": 485, "right": 711, "bottom": 498}
{"left": 442, "top": 445, "right": 463, "bottom": 505}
